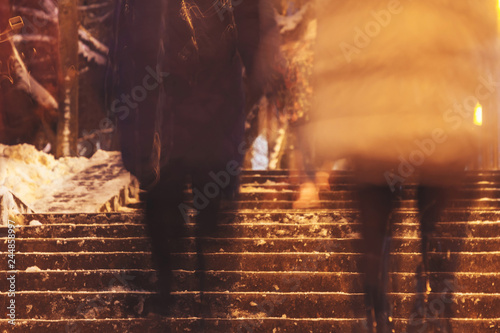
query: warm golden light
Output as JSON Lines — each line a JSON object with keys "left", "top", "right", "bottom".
{"left": 474, "top": 103, "right": 483, "bottom": 126}
{"left": 497, "top": 0, "right": 500, "bottom": 33}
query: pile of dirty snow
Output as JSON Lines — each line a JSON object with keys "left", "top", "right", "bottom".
{"left": 0, "top": 144, "right": 112, "bottom": 206}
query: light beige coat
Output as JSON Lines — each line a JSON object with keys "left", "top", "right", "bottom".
{"left": 309, "top": 0, "right": 498, "bottom": 184}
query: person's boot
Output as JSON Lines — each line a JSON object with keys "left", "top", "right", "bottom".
{"left": 146, "top": 288, "right": 174, "bottom": 317}
{"left": 376, "top": 307, "right": 395, "bottom": 333}
{"left": 374, "top": 289, "right": 394, "bottom": 333}
{"left": 365, "top": 283, "right": 394, "bottom": 333}
{"left": 364, "top": 285, "right": 378, "bottom": 333}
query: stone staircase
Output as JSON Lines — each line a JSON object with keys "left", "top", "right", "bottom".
{"left": 1, "top": 170, "right": 500, "bottom": 332}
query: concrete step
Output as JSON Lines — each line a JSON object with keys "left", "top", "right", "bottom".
{"left": 2, "top": 270, "right": 498, "bottom": 293}
{"left": 227, "top": 199, "right": 500, "bottom": 210}
{"left": 239, "top": 177, "right": 500, "bottom": 189}
{"left": 19, "top": 212, "right": 358, "bottom": 225}
{"left": 177, "top": 197, "right": 500, "bottom": 210}
{"left": 464, "top": 171, "right": 500, "bottom": 183}
{"left": 4, "top": 252, "right": 499, "bottom": 272}
{"left": 4, "top": 221, "right": 500, "bottom": 240}
{"left": 241, "top": 183, "right": 302, "bottom": 191}
{"left": 456, "top": 188, "right": 500, "bottom": 199}
{"left": 18, "top": 213, "right": 144, "bottom": 225}
{"left": 232, "top": 200, "right": 360, "bottom": 210}
{"left": 1, "top": 318, "right": 498, "bottom": 333}
{"left": 5, "top": 236, "right": 500, "bottom": 253}
{"left": 230, "top": 191, "right": 359, "bottom": 202}
{"left": 448, "top": 199, "right": 500, "bottom": 210}
{"left": 3, "top": 291, "right": 499, "bottom": 320}
{"left": 240, "top": 169, "right": 500, "bottom": 182}
{"left": 17, "top": 210, "right": 500, "bottom": 226}
{"left": 1, "top": 223, "right": 148, "bottom": 238}
{"left": 236, "top": 188, "right": 500, "bottom": 201}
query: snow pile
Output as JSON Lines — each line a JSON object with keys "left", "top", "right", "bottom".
{"left": 0, "top": 144, "right": 103, "bottom": 206}
{"left": 79, "top": 40, "right": 107, "bottom": 66}
{"left": 79, "top": 27, "right": 109, "bottom": 55}
{"left": 251, "top": 134, "right": 269, "bottom": 170}
{"left": 79, "top": 27, "right": 109, "bottom": 66}
{"left": 8, "top": 39, "right": 58, "bottom": 110}
{"left": 0, "top": 186, "right": 32, "bottom": 224}
{"left": 0, "top": 144, "right": 139, "bottom": 219}
{"left": 26, "top": 266, "right": 42, "bottom": 272}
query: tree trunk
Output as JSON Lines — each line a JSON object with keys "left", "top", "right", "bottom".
{"left": 56, "top": 0, "right": 79, "bottom": 157}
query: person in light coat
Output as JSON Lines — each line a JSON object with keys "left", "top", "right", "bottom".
{"left": 308, "top": 1, "right": 497, "bottom": 331}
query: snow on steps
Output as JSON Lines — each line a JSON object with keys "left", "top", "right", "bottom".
{"left": 28, "top": 151, "right": 139, "bottom": 214}
{"left": 1, "top": 170, "right": 500, "bottom": 332}
{"left": 0, "top": 145, "right": 140, "bottom": 225}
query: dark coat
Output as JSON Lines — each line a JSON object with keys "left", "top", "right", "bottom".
{"left": 111, "top": 0, "right": 279, "bottom": 190}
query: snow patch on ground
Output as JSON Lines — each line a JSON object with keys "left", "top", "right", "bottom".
{"left": 29, "top": 220, "right": 42, "bottom": 226}
{"left": 0, "top": 144, "right": 95, "bottom": 205}
{"left": 251, "top": 134, "right": 269, "bottom": 170}
{"left": 26, "top": 266, "right": 42, "bottom": 272}
{"left": 78, "top": 28, "right": 109, "bottom": 55}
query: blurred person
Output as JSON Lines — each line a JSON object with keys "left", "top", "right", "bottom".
{"left": 282, "top": 47, "right": 319, "bottom": 208}
{"left": 111, "top": 0, "right": 279, "bottom": 315}
{"left": 273, "top": 4, "right": 325, "bottom": 208}
{"left": 308, "top": 1, "right": 496, "bottom": 332}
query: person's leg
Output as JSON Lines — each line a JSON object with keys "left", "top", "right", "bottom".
{"left": 145, "top": 161, "right": 187, "bottom": 314}
{"left": 418, "top": 186, "right": 449, "bottom": 276}
{"left": 190, "top": 166, "right": 228, "bottom": 318}
{"left": 358, "top": 184, "right": 394, "bottom": 333}
{"left": 416, "top": 185, "right": 452, "bottom": 331}
{"left": 191, "top": 167, "right": 226, "bottom": 235}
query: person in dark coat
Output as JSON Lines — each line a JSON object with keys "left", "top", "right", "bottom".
{"left": 111, "top": 0, "right": 279, "bottom": 315}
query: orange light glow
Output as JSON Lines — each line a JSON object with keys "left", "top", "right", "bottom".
{"left": 474, "top": 103, "right": 483, "bottom": 126}
{"left": 497, "top": 1, "right": 500, "bottom": 34}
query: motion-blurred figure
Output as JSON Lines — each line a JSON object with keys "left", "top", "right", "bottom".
{"left": 309, "top": 1, "right": 496, "bottom": 331}
{"left": 111, "top": 0, "right": 279, "bottom": 315}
